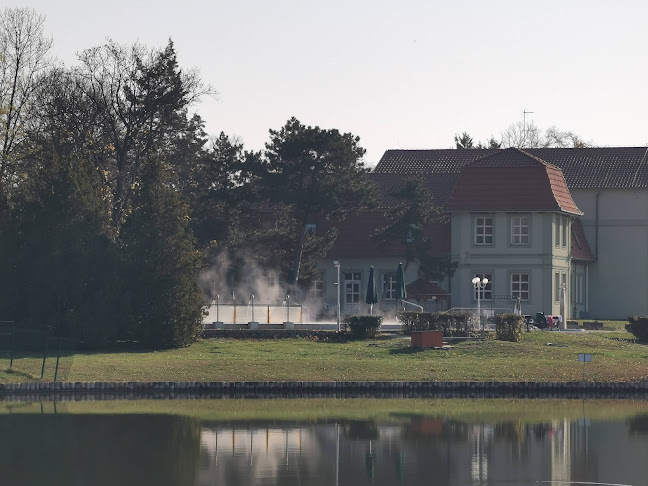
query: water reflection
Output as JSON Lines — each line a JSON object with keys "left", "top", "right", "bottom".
{"left": 2, "top": 400, "right": 648, "bottom": 485}
{"left": 197, "top": 411, "right": 648, "bottom": 485}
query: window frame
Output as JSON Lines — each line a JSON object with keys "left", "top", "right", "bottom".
{"left": 382, "top": 273, "right": 397, "bottom": 300}
{"left": 510, "top": 215, "right": 530, "bottom": 245}
{"left": 511, "top": 272, "right": 529, "bottom": 301}
{"left": 344, "top": 272, "right": 361, "bottom": 305}
{"left": 474, "top": 216, "right": 494, "bottom": 246}
{"left": 473, "top": 272, "right": 492, "bottom": 301}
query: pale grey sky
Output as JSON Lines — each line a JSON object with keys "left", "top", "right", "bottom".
{"left": 8, "top": 0, "right": 648, "bottom": 165}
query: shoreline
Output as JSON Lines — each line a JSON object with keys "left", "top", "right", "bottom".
{"left": 1, "top": 380, "right": 647, "bottom": 401}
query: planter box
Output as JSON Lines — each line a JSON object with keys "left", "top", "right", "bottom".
{"left": 411, "top": 330, "right": 444, "bottom": 348}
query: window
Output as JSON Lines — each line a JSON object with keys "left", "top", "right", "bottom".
{"left": 511, "top": 273, "right": 529, "bottom": 300}
{"left": 576, "top": 275, "right": 584, "bottom": 304}
{"left": 473, "top": 273, "right": 492, "bottom": 301}
{"left": 344, "top": 272, "right": 361, "bottom": 304}
{"left": 383, "top": 273, "right": 397, "bottom": 300}
{"left": 555, "top": 216, "right": 561, "bottom": 247}
{"left": 511, "top": 215, "right": 529, "bottom": 245}
{"left": 561, "top": 217, "right": 568, "bottom": 248}
{"left": 555, "top": 272, "right": 560, "bottom": 302}
{"left": 307, "top": 274, "right": 324, "bottom": 300}
{"left": 406, "top": 224, "right": 417, "bottom": 244}
{"left": 305, "top": 223, "right": 317, "bottom": 235}
{"left": 475, "top": 217, "right": 493, "bottom": 245}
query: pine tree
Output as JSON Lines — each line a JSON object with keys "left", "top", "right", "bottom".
{"left": 120, "top": 156, "right": 204, "bottom": 347}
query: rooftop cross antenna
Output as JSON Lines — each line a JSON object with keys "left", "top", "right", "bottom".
{"left": 523, "top": 109, "right": 534, "bottom": 132}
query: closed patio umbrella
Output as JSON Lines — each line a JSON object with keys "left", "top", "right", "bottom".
{"left": 559, "top": 284, "right": 567, "bottom": 329}
{"left": 514, "top": 296, "right": 521, "bottom": 316}
{"left": 365, "top": 266, "right": 378, "bottom": 315}
{"left": 396, "top": 262, "right": 407, "bottom": 311}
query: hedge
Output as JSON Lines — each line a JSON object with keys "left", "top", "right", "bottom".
{"left": 494, "top": 314, "right": 525, "bottom": 342}
{"left": 627, "top": 316, "right": 648, "bottom": 341}
{"left": 343, "top": 315, "right": 383, "bottom": 339}
{"left": 396, "top": 311, "right": 475, "bottom": 336}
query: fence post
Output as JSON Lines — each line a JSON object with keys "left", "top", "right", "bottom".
{"left": 9, "top": 322, "right": 15, "bottom": 369}
{"left": 40, "top": 334, "right": 49, "bottom": 379}
{"left": 53, "top": 337, "right": 61, "bottom": 382}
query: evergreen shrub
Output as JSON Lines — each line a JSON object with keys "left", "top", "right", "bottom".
{"left": 627, "top": 316, "right": 648, "bottom": 341}
{"left": 494, "top": 314, "right": 525, "bottom": 342}
{"left": 343, "top": 315, "right": 383, "bottom": 339}
{"left": 396, "top": 311, "right": 473, "bottom": 336}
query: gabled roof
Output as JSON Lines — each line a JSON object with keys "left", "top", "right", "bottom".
{"left": 406, "top": 278, "right": 450, "bottom": 301}
{"left": 571, "top": 218, "right": 595, "bottom": 262}
{"left": 444, "top": 148, "right": 582, "bottom": 215}
{"left": 376, "top": 147, "right": 648, "bottom": 189}
{"left": 318, "top": 211, "right": 451, "bottom": 258}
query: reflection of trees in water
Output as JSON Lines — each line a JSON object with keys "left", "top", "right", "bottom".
{"left": 344, "top": 420, "right": 379, "bottom": 440}
{"left": 0, "top": 413, "right": 201, "bottom": 486}
{"left": 627, "top": 413, "right": 648, "bottom": 436}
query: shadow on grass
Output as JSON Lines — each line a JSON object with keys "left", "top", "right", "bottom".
{"left": 3, "top": 368, "right": 36, "bottom": 380}
{"left": 388, "top": 346, "right": 447, "bottom": 355}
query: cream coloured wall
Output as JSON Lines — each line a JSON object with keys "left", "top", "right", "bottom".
{"left": 450, "top": 211, "right": 570, "bottom": 318}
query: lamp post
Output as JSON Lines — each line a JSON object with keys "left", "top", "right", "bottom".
{"left": 472, "top": 276, "right": 489, "bottom": 335}
{"left": 333, "top": 261, "right": 341, "bottom": 331}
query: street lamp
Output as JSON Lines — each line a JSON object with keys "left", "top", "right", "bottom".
{"left": 333, "top": 261, "right": 341, "bottom": 331}
{"left": 472, "top": 276, "right": 489, "bottom": 334}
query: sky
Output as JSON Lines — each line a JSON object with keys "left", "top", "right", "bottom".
{"left": 8, "top": 0, "right": 648, "bottom": 166}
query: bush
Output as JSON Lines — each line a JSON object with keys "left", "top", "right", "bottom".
{"left": 627, "top": 316, "right": 648, "bottom": 341}
{"left": 494, "top": 314, "right": 524, "bottom": 342}
{"left": 396, "top": 311, "right": 474, "bottom": 337}
{"left": 343, "top": 315, "right": 383, "bottom": 339}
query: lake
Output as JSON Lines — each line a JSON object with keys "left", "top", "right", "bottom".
{"left": 2, "top": 398, "right": 648, "bottom": 485}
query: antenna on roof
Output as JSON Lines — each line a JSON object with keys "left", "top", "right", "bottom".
{"left": 523, "top": 109, "right": 534, "bottom": 132}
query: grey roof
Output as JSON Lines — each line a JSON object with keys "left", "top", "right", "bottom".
{"left": 375, "top": 147, "right": 648, "bottom": 189}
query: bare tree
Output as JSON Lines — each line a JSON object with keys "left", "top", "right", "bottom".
{"left": 0, "top": 7, "right": 52, "bottom": 194}
{"left": 500, "top": 120, "right": 591, "bottom": 149}
{"left": 500, "top": 120, "right": 543, "bottom": 148}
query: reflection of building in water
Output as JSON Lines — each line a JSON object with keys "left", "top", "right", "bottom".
{"left": 551, "top": 419, "right": 570, "bottom": 483}
{"left": 196, "top": 415, "right": 648, "bottom": 485}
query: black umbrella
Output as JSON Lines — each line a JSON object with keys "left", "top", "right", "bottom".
{"left": 396, "top": 262, "right": 407, "bottom": 311}
{"left": 365, "top": 266, "right": 378, "bottom": 315}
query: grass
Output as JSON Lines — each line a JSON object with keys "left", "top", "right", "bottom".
{"left": 1, "top": 398, "right": 647, "bottom": 424}
{"left": 0, "top": 327, "right": 646, "bottom": 384}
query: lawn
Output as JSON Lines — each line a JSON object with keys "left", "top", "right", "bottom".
{"left": 0, "top": 328, "right": 646, "bottom": 383}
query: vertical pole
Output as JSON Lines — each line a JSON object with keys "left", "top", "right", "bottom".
{"left": 53, "top": 337, "right": 61, "bottom": 382}
{"left": 40, "top": 334, "right": 49, "bottom": 379}
{"left": 336, "top": 263, "right": 341, "bottom": 331}
{"left": 286, "top": 295, "right": 290, "bottom": 323}
{"left": 9, "top": 322, "right": 15, "bottom": 369}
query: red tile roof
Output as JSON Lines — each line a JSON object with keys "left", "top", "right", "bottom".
{"left": 406, "top": 278, "right": 450, "bottom": 301}
{"left": 318, "top": 211, "right": 450, "bottom": 258}
{"left": 376, "top": 147, "right": 648, "bottom": 189}
{"left": 571, "top": 218, "right": 595, "bottom": 262}
{"left": 444, "top": 148, "right": 582, "bottom": 215}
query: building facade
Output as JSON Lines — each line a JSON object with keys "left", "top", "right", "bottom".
{"left": 320, "top": 146, "right": 647, "bottom": 321}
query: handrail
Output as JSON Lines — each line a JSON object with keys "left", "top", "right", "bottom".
{"left": 400, "top": 299, "right": 423, "bottom": 312}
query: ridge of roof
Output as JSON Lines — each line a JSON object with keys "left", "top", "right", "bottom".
{"left": 375, "top": 147, "right": 648, "bottom": 189}
{"left": 445, "top": 148, "right": 582, "bottom": 215}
